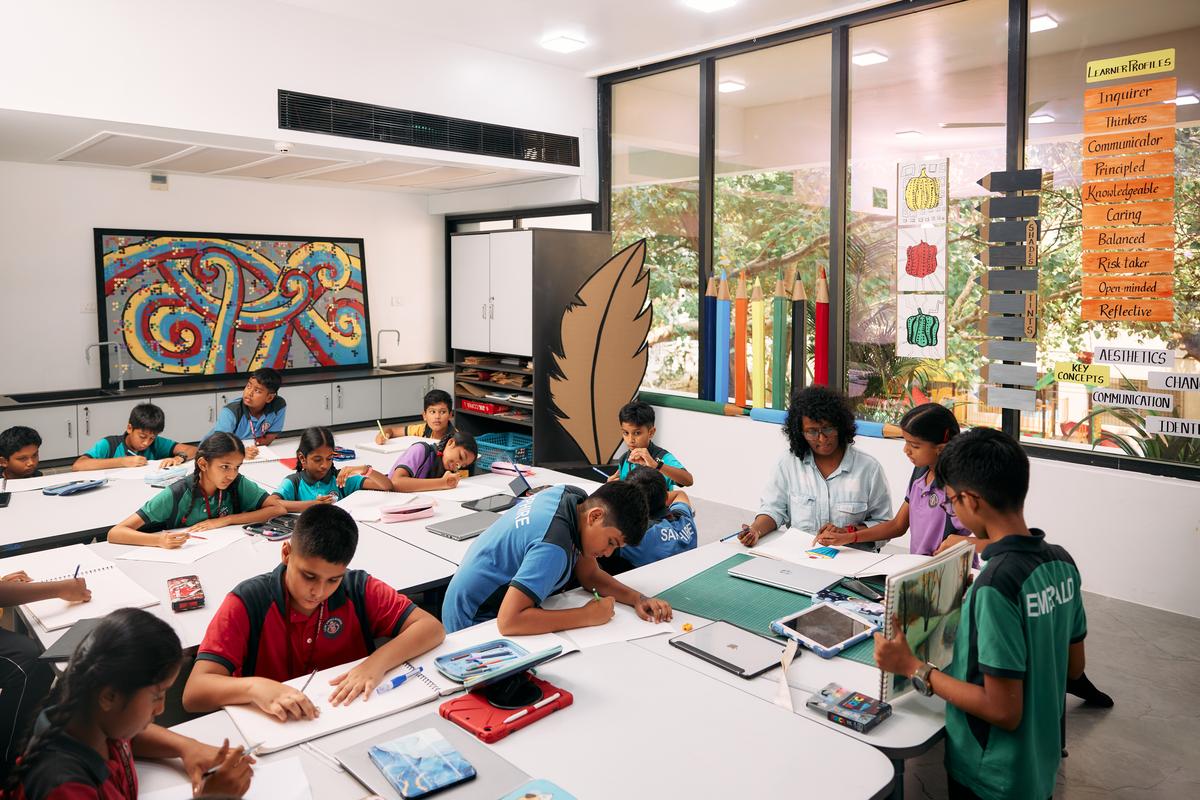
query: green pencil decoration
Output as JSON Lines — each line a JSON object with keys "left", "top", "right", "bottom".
{"left": 771, "top": 271, "right": 788, "bottom": 409}
{"left": 791, "top": 269, "right": 807, "bottom": 392}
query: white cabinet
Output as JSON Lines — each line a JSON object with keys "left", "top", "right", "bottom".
{"left": 488, "top": 231, "right": 534, "bottom": 357}
{"left": 78, "top": 398, "right": 149, "bottom": 445}
{"left": 333, "top": 379, "right": 380, "bottom": 425}
{"left": 450, "top": 234, "right": 493, "bottom": 352}
{"left": 152, "top": 394, "right": 218, "bottom": 444}
{"left": 277, "top": 383, "right": 332, "bottom": 431}
{"left": 0, "top": 406, "right": 80, "bottom": 460}
{"left": 381, "top": 375, "right": 432, "bottom": 420}
{"left": 432, "top": 371, "right": 453, "bottom": 395}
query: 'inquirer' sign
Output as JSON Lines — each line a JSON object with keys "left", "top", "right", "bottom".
{"left": 1053, "top": 362, "right": 1111, "bottom": 386}
{"left": 1091, "top": 388, "right": 1173, "bottom": 412}
{"left": 1144, "top": 416, "right": 1200, "bottom": 438}
{"left": 1093, "top": 346, "right": 1175, "bottom": 369}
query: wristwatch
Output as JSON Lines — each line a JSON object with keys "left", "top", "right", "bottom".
{"left": 654, "top": 457, "right": 665, "bottom": 471}
{"left": 912, "top": 662, "right": 937, "bottom": 697}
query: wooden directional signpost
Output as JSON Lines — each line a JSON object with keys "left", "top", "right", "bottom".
{"left": 976, "top": 168, "right": 1042, "bottom": 413}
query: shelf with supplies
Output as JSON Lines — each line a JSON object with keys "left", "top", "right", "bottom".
{"left": 454, "top": 407, "right": 534, "bottom": 429}
{"left": 452, "top": 360, "right": 533, "bottom": 376}
{"left": 454, "top": 377, "right": 534, "bottom": 395}
{"left": 453, "top": 350, "right": 536, "bottom": 437}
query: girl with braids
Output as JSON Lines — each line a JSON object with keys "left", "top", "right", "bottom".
{"left": 107, "top": 433, "right": 285, "bottom": 548}
{"left": 388, "top": 431, "right": 478, "bottom": 493}
{"left": 8, "top": 608, "right": 253, "bottom": 799}
{"left": 270, "top": 427, "right": 391, "bottom": 512}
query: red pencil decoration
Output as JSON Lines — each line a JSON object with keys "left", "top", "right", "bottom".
{"left": 814, "top": 266, "right": 829, "bottom": 386}
{"left": 734, "top": 272, "right": 748, "bottom": 406}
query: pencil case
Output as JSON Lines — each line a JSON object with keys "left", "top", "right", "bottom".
{"left": 144, "top": 463, "right": 190, "bottom": 484}
{"left": 42, "top": 479, "right": 108, "bottom": 496}
{"left": 488, "top": 462, "right": 534, "bottom": 477}
{"left": 433, "top": 639, "right": 530, "bottom": 682}
{"left": 379, "top": 499, "right": 437, "bottom": 523}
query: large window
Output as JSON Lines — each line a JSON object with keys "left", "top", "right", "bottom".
{"left": 611, "top": 66, "right": 701, "bottom": 395}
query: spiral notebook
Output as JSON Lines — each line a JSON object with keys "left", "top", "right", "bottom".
{"left": 1, "top": 544, "right": 159, "bottom": 631}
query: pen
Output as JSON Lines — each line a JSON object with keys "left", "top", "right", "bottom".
{"left": 202, "top": 741, "right": 264, "bottom": 777}
{"left": 591, "top": 467, "right": 608, "bottom": 479}
{"left": 449, "top": 644, "right": 511, "bottom": 661}
{"left": 502, "top": 691, "right": 562, "bottom": 724}
{"left": 376, "top": 420, "right": 386, "bottom": 437}
{"left": 187, "top": 534, "right": 207, "bottom": 541}
{"left": 592, "top": 587, "right": 602, "bottom": 602}
{"left": 375, "top": 666, "right": 422, "bottom": 695}
{"left": 721, "top": 529, "right": 746, "bottom": 542}
{"left": 73, "top": 564, "right": 80, "bottom": 579}
{"left": 299, "top": 668, "right": 318, "bottom": 694}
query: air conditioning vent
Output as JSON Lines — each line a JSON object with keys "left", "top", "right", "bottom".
{"left": 278, "top": 90, "right": 579, "bottom": 167}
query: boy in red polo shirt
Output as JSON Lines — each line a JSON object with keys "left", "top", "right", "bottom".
{"left": 182, "top": 505, "right": 445, "bottom": 720}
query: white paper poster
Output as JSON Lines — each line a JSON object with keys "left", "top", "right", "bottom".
{"left": 896, "top": 225, "right": 948, "bottom": 292}
{"left": 896, "top": 294, "right": 946, "bottom": 359}
{"left": 897, "top": 159, "right": 949, "bottom": 226}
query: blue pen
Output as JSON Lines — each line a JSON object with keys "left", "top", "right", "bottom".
{"left": 721, "top": 529, "right": 745, "bottom": 542}
{"left": 375, "top": 666, "right": 422, "bottom": 696}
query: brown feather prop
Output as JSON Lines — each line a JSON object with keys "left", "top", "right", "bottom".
{"left": 550, "top": 239, "right": 651, "bottom": 464}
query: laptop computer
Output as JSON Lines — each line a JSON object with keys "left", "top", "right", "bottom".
{"left": 425, "top": 510, "right": 503, "bottom": 541}
{"left": 669, "top": 620, "right": 784, "bottom": 679}
{"left": 461, "top": 472, "right": 534, "bottom": 513}
{"left": 728, "top": 556, "right": 840, "bottom": 596}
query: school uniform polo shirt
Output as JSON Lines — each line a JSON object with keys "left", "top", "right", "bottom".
{"left": 615, "top": 442, "right": 685, "bottom": 489}
{"left": 16, "top": 713, "right": 137, "bottom": 800}
{"left": 944, "top": 530, "right": 1087, "bottom": 800}
{"left": 617, "top": 501, "right": 697, "bottom": 568}
{"left": 441, "top": 485, "right": 585, "bottom": 633}
{"left": 272, "top": 469, "right": 366, "bottom": 502}
{"left": 403, "top": 421, "right": 454, "bottom": 438}
{"left": 135, "top": 474, "right": 268, "bottom": 530}
{"left": 208, "top": 399, "right": 287, "bottom": 441}
{"left": 84, "top": 434, "right": 178, "bottom": 461}
{"left": 904, "top": 467, "right": 969, "bottom": 555}
{"left": 196, "top": 564, "right": 415, "bottom": 682}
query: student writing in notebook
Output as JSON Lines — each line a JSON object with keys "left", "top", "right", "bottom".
{"left": 0, "top": 427, "right": 42, "bottom": 480}
{"left": 441, "top": 482, "right": 673, "bottom": 634}
{"left": 107, "top": 433, "right": 285, "bottom": 548}
{"left": 207, "top": 368, "right": 286, "bottom": 461}
{"left": 73, "top": 403, "right": 197, "bottom": 472}
{"left": 7, "top": 608, "right": 253, "bottom": 799}
{"left": 182, "top": 505, "right": 445, "bottom": 720}
{"left": 271, "top": 427, "right": 391, "bottom": 512}
{"left": 375, "top": 389, "right": 455, "bottom": 443}
{"left": 388, "top": 432, "right": 478, "bottom": 492}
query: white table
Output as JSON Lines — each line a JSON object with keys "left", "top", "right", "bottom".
{"left": 139, "top": 642, "right": 896, "bottom": 799}
{"left": 0, "top": 477, "right": 158, "bottom": 553}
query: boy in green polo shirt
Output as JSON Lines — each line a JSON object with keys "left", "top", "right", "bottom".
{"left": 874, "top": 428, "right": 1088, "bottom": 800}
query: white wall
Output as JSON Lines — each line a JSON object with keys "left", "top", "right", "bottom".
{"left": 0, "top": 160, "right": 444, "bottom": 394}
{"left": 652, "top": 405, "right": 1200, "bottom": 618}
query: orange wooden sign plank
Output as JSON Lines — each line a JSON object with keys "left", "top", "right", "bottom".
{"left": 1083, "top": 126, "right": 1175, "bottom": 158}
{"left": 1082, "top": 251, "right": 1174, "bottom": 275}
{"left": 1082, "top": 201, "right": 1174, "bottom": 227}
{"left": 1082, "top": 275, "right": 1174, "bottom": 298}
{"left": 1081, "top": 176, "right": 1173, "bottom": 204}
{"left": 1081, "top": 298, "right": 1174, "bottom": 322}
{"left": 1083, "top": 104, "right": 1176, "bottom": 135}
{"left": 1082, "top": 151, "right": 1175, "bottom": 182}
{"left": 1084, "top": 77, "right": 1177, "bottom": 110}
{"left": 1081, "top": 225, "right": 1174, "bottom": 251}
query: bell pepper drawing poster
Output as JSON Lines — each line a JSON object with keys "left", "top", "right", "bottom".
{"left": 897, "top": 294, "right": 946, "bottom": 359}
{"left": 896, "top": 225, "right": 948, "bottom": 293}
{"left": 897, "top": 159, "right": 949, "bottom": 226}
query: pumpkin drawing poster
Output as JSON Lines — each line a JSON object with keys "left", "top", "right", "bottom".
{"left": 897, "top": 159, "right": 949, "bottom": 226}
{"left": 896, "top": 294, "right": 946, "bottom": 359}
{"left": 896, "top": 225, "right": 948, "bottom": 293}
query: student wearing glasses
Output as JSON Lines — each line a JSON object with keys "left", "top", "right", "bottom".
{"left": 737, "top": 386, "right": 891, "bottom": 550}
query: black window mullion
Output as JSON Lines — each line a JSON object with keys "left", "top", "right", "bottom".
{"left": 599, "top": 81, "right": 613, "bottom": 232}
{"left": 827, "top": 25, "right": 851, "bottom": 393}
{"left": 1001, "top": 0, "right": 1030, "bottom": 437}
{"left": 698, "top": 58, "right": 717, "bottom": 400}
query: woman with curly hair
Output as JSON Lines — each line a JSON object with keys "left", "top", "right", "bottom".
{"left": 737, "top": 386, "right": 892, "bottom": 549}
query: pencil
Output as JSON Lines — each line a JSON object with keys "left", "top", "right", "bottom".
{"left": 299, "top": 668, "right": 318, "bottom": 694}
{"left": 735, "top": 272, "right": 748, "bottom": 406}
{"left": 814, "top": 266, "right": 830, "bottom": 386}
{"left": 715, "top": 271, "right": 731, "bottom": 403}
{"left": 791, "top": 269, "right": 807, "bottom": 393}
{"left": 751, "top": 279, "right": 765, "bottom": 409}
{"left": 73, "top": 564, "right": 80, "bottom": 579}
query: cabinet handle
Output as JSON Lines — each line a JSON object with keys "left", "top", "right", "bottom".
{"left": 209, "top": 407, "right": 214, "bottom": 422}
{"left": 481, "top": 303, "right": 487, "bottom": 319}
{"left": 83, "top": 406, "right": 90, "bottom": 437}
{"left": 337, "top": 385, "right": 343, "bottom": 409}
{"left": 489, "top": 300, "right": 494, "bottom": 320}
{"left": 324, "top": 396, "right": 330, "bottom": 410}
{"left": 67, "top": 421, "right": 72, "bottom": 439}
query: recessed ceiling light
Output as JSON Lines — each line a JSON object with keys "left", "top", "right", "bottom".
{"left": 1028, "top": 114, "right": 1056, "bottom": 124}
{"left": 1167, "top": 94, "right": 1199, "bottom": 106}
{"left": 718, "top": 79, "right": 746, "bottom": 93}
{"left": 1029, "top": 14, "right": 1058, "bottom": 32}
{"left": 895, "top": 130, "right": 922, "bottom": 140}
{"left": 921, "top": 153, "right": 939, "bottom": 160}
{"left": 540, "top": 34, "right": 587, "bottom": 53}
{"left": 852, "top": 50, "right": 889, "bottom": 67}
{"left": 683, "top": 0, "right": 737, "bottom": 12}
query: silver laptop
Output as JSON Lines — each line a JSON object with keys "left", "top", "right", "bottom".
{"left": 425, "top": 510, "right": 502, "bottom": 541}
{"left": 728, "top": 557, "right": 839, "bottom": 596}
{"left": 669, "top": 620, "right": 784, "bottom": 678}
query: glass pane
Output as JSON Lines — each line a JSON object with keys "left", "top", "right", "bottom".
{"left": 845, "top": 0, "right": 1009, "bottom": 429}
{"left": 715, "top": 36, "right": 832, "bottom": 405}
{"left": 611, "top": 66, "right": 701, "bottom": 395}
{"left": 1025, "top": 0, "right": 1200, "bottom": 468}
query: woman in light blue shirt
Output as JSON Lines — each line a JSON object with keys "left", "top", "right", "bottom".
{"left": 738, "top": 386, "right": 891, "bottom": 548}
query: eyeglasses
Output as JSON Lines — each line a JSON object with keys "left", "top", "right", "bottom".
{"left": 939, "top": 490, "right": 976, "bottom": 515}
{"left": 802, "top": 426, "right": 838, "bottom": 441}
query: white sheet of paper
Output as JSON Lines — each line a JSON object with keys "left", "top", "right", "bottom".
{"left": 242, "top": 442, "right": 284, "bottom": 462}
{"left": 542, "top": 593, "right": 681, "bottom": 649}
{"left": 750, "top": 529, "right": 891, "bottom": 577}
{"left": 138, "top": 756, "right": 312, "bottom": 800}
{"left": 433, "top": 482, "right": 504, "bottom": 502}
{"left": 103, "top": 462, "right": 183, "bottom": 481}
{"left": 114, "top": 525, "right": 245, "bottom": 564}
{"left": 333, "top": 489, "right": 411, "bottom": 521}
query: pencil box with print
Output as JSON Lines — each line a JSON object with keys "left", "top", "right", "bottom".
{"left": 167, "top": 575, "right": 206, "bottom": 612}
{"left": 806, "top": 682, "right": 892, "bottom": 733}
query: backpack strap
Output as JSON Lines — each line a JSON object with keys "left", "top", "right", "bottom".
{"left": 335, "top": 570, "right": 379, "bottom": 652}
{"left": 103, "top": 434, "right": 126, "bottom": 458}
{"left": 281, "top": 472, "right": 302, "bottom": 498}
{"left": 142, "top": 477, "right": 195, "bottom": 533}
{"left": 224, "top": 400, "right": 245, "bottom": 430}
{"left": 230, "top": 566, "right": 283, "bottom": 677}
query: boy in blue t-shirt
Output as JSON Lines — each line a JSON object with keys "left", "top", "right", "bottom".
{"left": 441, "top": 482, "right": 673, "bottom": 635}
{"left": 73, "top": 403, "right": 196, "bottom": 472}
{"left": 602, "top": 466, "right": 696, "bottom": 574}
{"left": 208, "top": 368, "right": 286, "bottom": 458}
{"left": 606, "top": 401, "right": 692, "bottom": 489}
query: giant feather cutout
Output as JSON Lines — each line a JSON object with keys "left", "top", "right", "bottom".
{"left": 550, "top": 240, "right": 652, "bottom": 465}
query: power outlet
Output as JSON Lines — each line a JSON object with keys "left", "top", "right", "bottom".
{"left": 81, "top": 301, "right": 96, "bottom": 314}
{"left": 390, "top": 295, "right": 403, "bottom": 307}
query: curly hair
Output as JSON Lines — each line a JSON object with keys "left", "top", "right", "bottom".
{"left": 783, "top": 386, "right": 857, "bottom": 458}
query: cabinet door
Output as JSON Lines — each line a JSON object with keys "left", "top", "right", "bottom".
{"left": 0, "top": 406, "right": 80, "bottom": 460}
{"left": 277, "top": 383, "right": 332, "bottom": 432}
{"left": 431, "top": 370, "right": 454, "bottom": 395}
{"left": 151, "top": 394, "right": 218, "bottom": 444}
{"left": 78, "top": 398, "right": 149, "bottom": 446}
{"left": 332, "top": 379, "right": 381, "bottom": 425}
{"left": 488, "top": 231, "right": 533, "bottom": 357}
{"left": 380, "top": 375, "right": 428, "bottom": 420}
{"left": 450, "top": 234, "right": 491, "bottom": 352}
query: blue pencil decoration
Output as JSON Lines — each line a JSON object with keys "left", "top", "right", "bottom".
{"left": 715, "top": 271, "right": 731, "bottom": 403}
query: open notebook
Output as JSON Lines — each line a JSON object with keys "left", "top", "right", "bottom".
{"left": 749, "top": 529, "right": 933, "bottom": 579}
{"left": 2, "top": 544, "right": 159, "bottom": 631}
{"left": 226, "top": 624, "right": 577, "bottom": 753}
{"left": 335, "top": 490, "right": 416, "bottom": 522}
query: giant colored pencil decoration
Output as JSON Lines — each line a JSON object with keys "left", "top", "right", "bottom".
{"left": 814, "top": 266, "right": 830, "bottom": 386}
{"left": 734, "top": 271, "right": 748, "bottom": 406}
{"left": 715, "top": 271, "right": 731, "bottom": 402}
{"left": 751, "top": 279, "right": 765, "bottom": 409}
{"left": 702, "top": 277, "right": 717, "bottom": 400}
{"left": 791, "top": 269, "right": 807, "bottom": 392}
{"left": 771, "top": 271, "right": 787, "bottom": 409}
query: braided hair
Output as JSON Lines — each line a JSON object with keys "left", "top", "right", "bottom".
{"left": 7, "top": 608, "right": 182, "bottom": 789}
{"left": 295, "top": 426, "right": 336, "bottom": 477}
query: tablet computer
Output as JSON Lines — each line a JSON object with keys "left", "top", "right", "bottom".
{"left": 669, "top": 620, "right": 784, "bottom": 678}
{"left": 461, "top": 472, "right": 533, "bottom": 513}
{"left": 770, "top": 602, "right": 880, "bottom": 659}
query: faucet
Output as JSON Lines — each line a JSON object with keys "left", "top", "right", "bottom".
{"left": 375, "top": 329, "right": 401, "bottom": 367}
{"left": 85, "top": 341, "right": 127, "bottom": 393}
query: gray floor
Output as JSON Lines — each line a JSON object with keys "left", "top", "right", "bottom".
{"left": 690, "top": 497, "right": 1200, "bottom": 799}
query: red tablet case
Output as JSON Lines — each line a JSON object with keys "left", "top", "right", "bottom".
{"left": 439, "top": 676, "right": 572, "bottom": 743}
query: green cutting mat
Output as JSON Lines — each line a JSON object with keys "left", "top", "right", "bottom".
{"left": 656, "top": 553, "right": 877, "bottom": 667}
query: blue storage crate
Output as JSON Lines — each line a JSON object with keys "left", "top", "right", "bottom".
{"left": 475, "top": 431, "right": 533, "bottom": 471}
